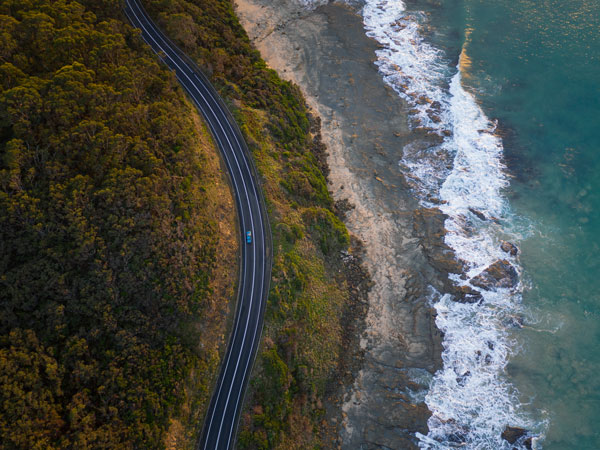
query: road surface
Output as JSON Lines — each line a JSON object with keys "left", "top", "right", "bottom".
{"left": 124, "top": 1, "right": 271, "bottom": 448}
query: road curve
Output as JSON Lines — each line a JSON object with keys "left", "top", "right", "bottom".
{"left": 124, "top": 1, "right": 271, "bottom": 448}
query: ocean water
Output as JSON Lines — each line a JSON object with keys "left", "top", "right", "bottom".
{"left": 352, "top": 0, "right": 600, "bottom": 448}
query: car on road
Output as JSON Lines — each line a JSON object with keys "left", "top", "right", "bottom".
{"left": 246, "top": 230, "right": 252, "bottom": 244}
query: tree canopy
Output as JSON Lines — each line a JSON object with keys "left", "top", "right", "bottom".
{"left": 0, "top": 1, "right": 224, "bottom": 447}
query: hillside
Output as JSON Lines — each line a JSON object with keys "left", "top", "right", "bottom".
{"left": 141, "top": 0, "right": 370, "bottom": 448}
{"left": 0, "top": 0, "right": 369, "bottom": 448}
{"left": 0, "top": 1, "right": 237, "bottom": 448}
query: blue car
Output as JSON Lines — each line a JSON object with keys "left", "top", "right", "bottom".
{"left": 246, "top": 230, "right": 252, "bottom": 244}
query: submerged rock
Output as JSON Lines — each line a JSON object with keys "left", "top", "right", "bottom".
{"left": 501, "top": 241, "right": 519, "bottom": 256}
{"left": 501, "top": 426, "right": 533, "bottom": 449}
{"left": 455, "top": 370, "right": 471, "bottom": 387}
{"left": 468, "top": 207, "right": 487, "bottom": 221}
{"left": 504, "top": 314, "right": 524, "bottom": 329}
{"left": 470, "top": 260, "right": 518, "bottom": 291}
{"left": 453, "top": 285, "right": 483, "bottom": 304}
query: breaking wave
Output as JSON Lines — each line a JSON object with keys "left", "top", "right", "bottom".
{"left": 358, "top": 0, "right": 543, "bottom": 448}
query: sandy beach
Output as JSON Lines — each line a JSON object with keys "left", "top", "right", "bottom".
{"left": 234, "top": 1, "right": 446, "bottom": 447}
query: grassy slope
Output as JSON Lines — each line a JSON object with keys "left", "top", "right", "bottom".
{"left": 141, "top": 0, "right": 364, "bottom": 448}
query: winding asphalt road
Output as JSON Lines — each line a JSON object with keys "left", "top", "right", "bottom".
{"left": 124, "top": 1, "right": 271, "bottom": 448}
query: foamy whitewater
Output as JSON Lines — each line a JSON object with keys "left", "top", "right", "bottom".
{"left": 358, "top": 0, "right": 543, "bottom": 448}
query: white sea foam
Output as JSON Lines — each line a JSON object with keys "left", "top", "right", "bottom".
{"left": 355, "top": 0, "right": 542, "bottom": 448}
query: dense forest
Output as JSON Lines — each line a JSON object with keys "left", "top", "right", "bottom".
{"left": 0, "top": 0, "right": 363, "bottom": 448}
{"left": 0, "top": 0, "right": 237, "bottom": 447}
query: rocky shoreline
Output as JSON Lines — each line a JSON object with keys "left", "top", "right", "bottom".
{"left": 234, "top": 1, "right": 452, "bottom": 447}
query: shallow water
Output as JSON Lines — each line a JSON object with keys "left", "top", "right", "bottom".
{"left": 352, "top": 0, "right": 600, "bottom": 447}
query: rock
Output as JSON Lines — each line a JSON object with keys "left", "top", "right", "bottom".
{"left": 442, "top": 422, "right": 470, "bottom": 445}
{"left": 470, "top": 260, "right": 518, "bottom": 291}
{"left": 505, "top": 314, "right": 524, "bottom": 328}
{"left": 468, "top": 207, "right": 487, "bottom": 221}
{"left": 455, "top": 370, "right": 470, "bottom": 386}
{"left": 447, "top": 431, "right": 467, "bottom": 444}
{"left": 502, "top": 426, "right": 526, "bottom": 443}
{"left": 501, "top": 241, "right": 519, "bottom": 256}
{"left": 429, "top": 101, "right": 442, "bottom": 113}
{"left": 416, "top": 95, "right": 432, "bottom": 105}
{"left": 413, "top": 208, "right": 465, "bottom": 276}
{"left": 501, "top": 426, "right": 533, "bottom": 449}
{"left": 453, "top": 285, "right": 483, "bottom": 304}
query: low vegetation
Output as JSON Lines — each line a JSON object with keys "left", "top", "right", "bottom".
{"left": 142, "top": 0, "right": 358, "bottom": 447}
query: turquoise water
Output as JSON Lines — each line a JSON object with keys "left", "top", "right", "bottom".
{"left": 428, "top": 0, "right": 600, "bottom": 447}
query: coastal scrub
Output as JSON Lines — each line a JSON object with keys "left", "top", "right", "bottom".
{"left": 142, "top": 0, "right": 368, "bottom": 447}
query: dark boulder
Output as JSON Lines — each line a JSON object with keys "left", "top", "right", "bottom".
{"left": 468, "top": 207, "right": 487, "bottom": 221}
{"left": 429, "top": 100, "right": 442, "bottom": 113}
{"left": 453, "top": 285, "right": 483, "bottom": 304}
{"left": 501, "top": 426, "right": 533, "bottom": 449}
{"left": 413, "top": 208, "right": 465, "bottom": 276}
{"left": 501, "top": 241, "right": 519, "bottom": 256}
{"left": 470, "top": 260, "right": 518, "bottom": 291}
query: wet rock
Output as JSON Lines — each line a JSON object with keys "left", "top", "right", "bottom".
{"left": 502, "top": 426, "right": 526, "bottom": 442}
{"left": 501, "top": 426, "right": 533, "bottom": 449}
{"left": 453, "top": 285, "right": 483, "bottom": 304}
{"left": 455, "top": 370, "right": 471, "bottom": 386}
{"left": 441, "top": 421, "right": 470, "bottom": 446}
{"left": 447, "top": 431, "right": 467, "bottom": 445}
{"left": 500, "top": 241, "right": 519, "bottom": 256}
{"left": 429, "top": 101, "right": 442, "bottom": 113}
{"left": 413, "top": 208, "right": 465, "bottom": 276}
{"left": 468, "top": 207, "right": 487, "bottom": 221}
{"left": 505, "top": 314, "right": 524, "bottom": 328}
{"left": 416, "top": 95, "right": 432, "bottom": 105}
{"left": 470, "top": 260, "right": 518, "bottom": 291}
{"left": 427, "top": 196, "right": 443, "bottom": 205}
